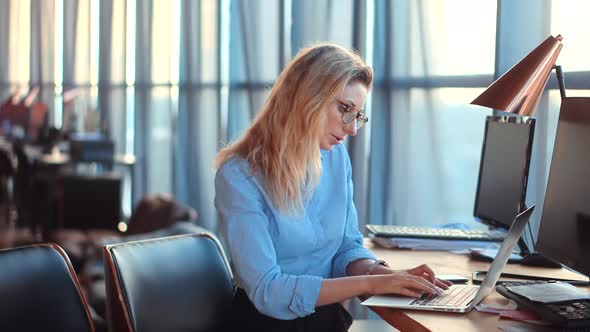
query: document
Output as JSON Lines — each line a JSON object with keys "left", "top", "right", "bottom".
{"left": 371, "top": 236, "right": 501, "bottom": 252}
{"left": 507, "top": 281, "right": 590, "bottom": 303}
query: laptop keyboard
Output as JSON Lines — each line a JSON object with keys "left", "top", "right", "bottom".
{"left": 496, "top": 280, "right": 590, "bottom": 327}
{"left": 411, "top": 286, "right": 478, "bottom": 307}
{"left": 366, "top": 224, "right": 506, "bottom": 242}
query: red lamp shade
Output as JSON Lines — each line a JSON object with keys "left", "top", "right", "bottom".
{"left": 471, "top": 35, "right": 563, "bottom": 116}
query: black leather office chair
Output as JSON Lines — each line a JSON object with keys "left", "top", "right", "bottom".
{"left": 103, "top": 233, "right": 235, "bottom": 332}
{"left": 0, "top": 244, "right": 95, "bottom": 331}
{"left": 12, "top": 141, "right": 34, "bottom": 229}
{"left": 0, "top": 148, "right": 15, "bottom": 224}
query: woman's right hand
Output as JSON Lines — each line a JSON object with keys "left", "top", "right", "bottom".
{"left": 366, "top": 272, "right": 443, "bottom": 298}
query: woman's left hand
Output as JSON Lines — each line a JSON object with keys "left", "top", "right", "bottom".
{"left": 349, "top": 259, "right": 453, "bottom": 290}
{"left": 403, "top": 264, "right": 453, "bottom": 289}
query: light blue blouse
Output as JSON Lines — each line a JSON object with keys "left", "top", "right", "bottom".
{"left": 214, "top": 143, "right": 377, "bottom": 320}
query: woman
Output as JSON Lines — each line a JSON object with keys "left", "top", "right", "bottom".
{"left": 214, "top": 43, "right": 450, "bottom": 331}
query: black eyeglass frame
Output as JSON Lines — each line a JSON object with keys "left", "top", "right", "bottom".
{"left": 337, "top": 100, "right": 368, "bottom": 129}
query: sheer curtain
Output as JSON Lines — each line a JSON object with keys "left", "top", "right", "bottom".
{"left": 177, "top": 0, "right": 220, "bottom": 231}
{"left": 133, "top": 0, "right": 176, "bottom": 209}
{"left": 99, "top": 0, "right": 128, "bottom": 155}
{"left": 370, "top": 0, "right": 496, "bottom": 228}
{"left": 133, "top": 0, "right": 154, "bottom": 198}
{"left": 2, "top": 0, "right": 590, "bottom": 234}
{"left": 227, "top": 0, "right": 280, "bottom": 142}
{"left": 291, "top": 0, "right": 354, "bottom": 52}
{"left": 0, "top": 1, "right": 10, "bottom": 87}
{"left": 30, "top": 0, "right": 56, "bottom": 118}
{"left": 63, "top": 0, "right": 101, "bottom": 134}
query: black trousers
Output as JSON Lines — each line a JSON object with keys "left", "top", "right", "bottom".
{"left": 229, "top": 288, "right": 353, "bottom": 332}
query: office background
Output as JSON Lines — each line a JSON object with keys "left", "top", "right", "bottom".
{"left": 1, "top": 0, "right": 589, "bottom": 246}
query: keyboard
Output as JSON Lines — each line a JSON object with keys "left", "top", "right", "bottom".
{"left": 411, "top": 286, "right": 478, "bottom": 308}
{"left": 366, "top": 224, "right": 506, "bottom": 242}
{"left": 496, "top": 280, "right": 590, "bottom": 328}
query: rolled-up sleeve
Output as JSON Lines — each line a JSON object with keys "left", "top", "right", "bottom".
{"left": 215, "top": 162, "right": 323, "bottom": 319}
{"left": 331, "top": 153, "right": 377, "bottom": 278}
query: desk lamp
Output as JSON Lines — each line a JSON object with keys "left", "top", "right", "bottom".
{"left": 470, "top": 35, "right": 565, "bottom": 267}
{"left": 471, "top": 35, "right": 564, "bottom": 116}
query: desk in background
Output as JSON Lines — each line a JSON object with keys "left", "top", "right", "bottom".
{"left": 4, "top": 138, "right": 135, "bottom": 237}
{"left": 365, "top": 239, "right": 588, "bottom": 332}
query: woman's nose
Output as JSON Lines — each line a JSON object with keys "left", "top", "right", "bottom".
{"left": 344, "top": 119, "right": 358, "bottom": 136}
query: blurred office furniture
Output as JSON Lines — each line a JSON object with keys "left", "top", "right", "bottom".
{"left": 58, "top": 173, "right": 122, "bottom": 231}
{"left": 70, "top": 136, "right": 115, "bottom": 164}
{"left": 103, "top": 233, "right": 234, "bottom": 332}
{"left": 41, "top": 173, "right": 122, "bottom": 272}
{"left": 22, "top": 87, "right": 47, "bottom": 142}
{"left": 125, "top": 193, "right": 197, "bottom": 235}
{"left": 0, "top": 147, "right": 15, "bottom": 224}
{"left": 12, "top": 141, "right": 38, "bottom": 232}
{"left": 7, "top": 132, "right": 134, "bottom": 239}
{"left": 0, "top": 88, "right": 48, "bottom": 142}
{"left": 0, "top": 243, "right": 95, "bottom": 331}
{"left": 27, "top": 102, "right": 48, "bottom": 142}
{"left": 11, "top": 140, "right": 67, "bottom": 239}
{"left": 0, "top": 93, "right": 27, "bottom": 139}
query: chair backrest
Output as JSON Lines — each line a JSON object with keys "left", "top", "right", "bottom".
{"left": 103, "top": 233, "right": 235, "bottom": 332}
{"left": 0, "top": 244, "right": 95, "bottom": 331}
{"left": 0, "top": 148, "right": 15, "bottom": 177}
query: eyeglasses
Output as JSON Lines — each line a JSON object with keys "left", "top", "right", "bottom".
{"left": 337, "top": 100, "right": 368, "bottom": 130}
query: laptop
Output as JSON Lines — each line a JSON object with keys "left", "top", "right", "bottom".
{"left": 361, "top": 205, "right": 535, "bottom": 313}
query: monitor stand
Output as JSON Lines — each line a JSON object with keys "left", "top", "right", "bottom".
{"left": 517, "top": 237, "right": 562, "bottom": 268}
{"left": 469, "top": 236, "right": 561, "bottom": 268}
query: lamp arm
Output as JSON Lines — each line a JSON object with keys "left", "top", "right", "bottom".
{"left": 554, "top": 65, "right": 566, "bottom": 99}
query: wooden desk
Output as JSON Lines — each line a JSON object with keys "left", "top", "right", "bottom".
{"left": 366, "top": 239, "right": 589, "bottom": 332}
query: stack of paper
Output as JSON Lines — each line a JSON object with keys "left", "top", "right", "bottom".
{"left": 370, "top": 235, "right": 501, "bottom": 253}
{"left": 506, "top": 282, "right": 590, "bottom": 303}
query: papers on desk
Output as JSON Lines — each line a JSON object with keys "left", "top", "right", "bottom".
{"left": 506, "top": 281, "right": 590, "bottom": 303}
{"left": 475, "top": 299, "right": 518, "bottom": 314}
{"left": 476, "top": 300, "right": 550, "bottom": 327}
{"left": 370, "top": 235, "right": 501, "bottom": 253}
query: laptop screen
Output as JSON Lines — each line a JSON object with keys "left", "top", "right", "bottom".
{"left": 469, "top": 205, "right": 535, "bottom": 308}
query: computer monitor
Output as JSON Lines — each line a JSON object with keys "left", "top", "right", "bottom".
{"left": 473, "top": 116, "right": 536, "bottom": 230}
{"left": 535, "top": 97, "right": 590, "bottom": 278}
{"left": 60, "top": 173, "right": 122, "bottom": 231}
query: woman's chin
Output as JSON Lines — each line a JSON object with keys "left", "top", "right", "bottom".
{"left": 319, "top": 143, "right": 334, "bottom": 151}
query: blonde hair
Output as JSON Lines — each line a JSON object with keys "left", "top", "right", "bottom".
{"left": 215, "top": 43, "right": 373, "bottom": 215}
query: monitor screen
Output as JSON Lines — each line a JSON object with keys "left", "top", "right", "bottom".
{"left": 535, "top": 98, "right": 590, "bottom": 277}
{"left": 61, "top": 174, "right": 122, "bottom": 231}
{"left": 473, "top": 116, "right": 535, "bottom": 229}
